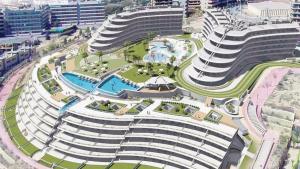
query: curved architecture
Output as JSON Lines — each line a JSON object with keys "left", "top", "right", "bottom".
{"left": 88, "top": 6, "right": 183, "bottom": 53}
{"left": 186, "top": 9, "right": 300, "bottom": 87}
{"left": 14, "top": 62, "right": 245, "bottom": 169}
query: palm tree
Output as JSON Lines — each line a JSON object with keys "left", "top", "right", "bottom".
{"left": 81, "top": 51, "right": 89, "bottom": 63}
{"left": 96, "top": 51, "right": 103, "bottom": 63}
{"left": 146, "top": 62, "right": 153, "bottom": 75}
{"left": 136, "top": 55, "right": 142, "bottom": 65}
{"left": 123, "top": 49, "right": 128, "bottom": 61}
{"left": 170, "top": 55, "right": 176, "bottom": 66}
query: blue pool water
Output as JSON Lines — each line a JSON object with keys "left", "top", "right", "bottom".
{"left": 59, "top": 97, "right": 80, "bottom": 113}
{"left": 98, "top": 75, "right": 139, "bottom": 95}
{"left": 144, "top": 41, "right": 179, "bottom": 63}
{"left": 62, "top": 72, "right": 98, "bottom": 92}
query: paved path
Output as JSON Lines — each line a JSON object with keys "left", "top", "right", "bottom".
{"left": 0, "top": 63, "right": 49, "bottom": 169}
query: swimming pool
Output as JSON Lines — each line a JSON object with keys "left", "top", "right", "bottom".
{"left": 62, "top": 72, "right": 98, "bottom": 92}
{"left": 98, "top": 75, "right": 139, "bottom": 95}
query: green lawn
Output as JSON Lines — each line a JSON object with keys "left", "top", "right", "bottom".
{"left": 176, "top": 33, "right": 192, "bottom": 39}
{"left": 248, "top": 139, "right": 260, "bottom": 154}
{"left": 239, "top": 155, "right": 253, "bottom": 169}
{"left": 119, "top": 64, "right": 176, "bottom": 83}
{"left": 175, "top": 56, "right": 300, "bottom": 98}
{"left": 126, "top": 40, "right": 148, "bottom": 58}
{"left": 110, "top": 163, "right": 136, "bottom": 169}
{"left": 3, "top": 87, "right": 40, "bottom": 157}
{"left": 138, "top": 165, "right": 160, "bottom": 169}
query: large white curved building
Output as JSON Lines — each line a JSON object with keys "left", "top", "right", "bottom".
{"left": 14, "top": 61, "right": 245, "bottom": 169}
{"left": 88, "top": 6, "right": 183, "bottom": 53}
{"left": 186, "top": 9, "right": 300, "bottom": 87}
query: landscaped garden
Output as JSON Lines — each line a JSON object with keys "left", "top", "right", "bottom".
{"left": 87, "top": 100, "right": 126, "bottom": 113}
{"left": 37, "top": 65, "right": 52, "bottom": 82}
{"left": 3, "top": 87, "right": 40, "bottom": 157}
{"left": 119, "top": 63, "right": 177, "bottom": 83}
{"left": 42, "top": 79, "right": 63, "bottom": 95}
{"left": 155, "top": 101, "right": 199, "bottom": 116}
{"left": 204, "top": 110, "right": 223, "bottom": 124}
{"left": 127, "top": 99, "right": 154, "bottom": 114}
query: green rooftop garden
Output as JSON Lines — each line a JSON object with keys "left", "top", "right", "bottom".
{"left": 119, "top": 63, "right": 177, "bottom": 83}
{"left": 3, "top": 87, "right": 40, "bottom": 157}
{"left": 37, "top": 65, "right": 52, "bottom": 82}
{"left": 87, "top": 100, "right": 126, "bottom": 113}
{"left": 204, "top": 110, "right": 223, "bottom": 124}
{"left": 127, "top": 99, "right": 154, "bottom": 114}
{"left": 42, "top": 79, "right": 63, "bottom": 95}
{"left": 155, "top": 101, "right": 199, "bottom": 116}
{"left": 239, "top": 155, "right": 253, "bottom": 169}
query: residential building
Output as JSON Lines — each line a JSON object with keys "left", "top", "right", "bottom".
{"left": 88, "top": 6, "right": 184, "bottom": 53}
{"left": 0, "top": 11, "right": 4, "bottom": 37}
{"left": 3, "top": 5, "right": 50, "bottom": 35}
{"left": 185, "top": 8, "right": 300, "bottom": 87}
{"left": 0, "top": 45, "right": 32, "bottom": 77}
{"left": 151, "top": 0, "right": 173, "bottom": 6}
{"left": 292, "top": 0, "right": 300, "bottom": 22}
{"left": 247, "top": 1, "right": 290, "bottom": 18}
{"left": 186, "top": 0, "right": 201, "bottom": 14}
{"left": 49, "top": 1, "right": 105, "bottom": 27}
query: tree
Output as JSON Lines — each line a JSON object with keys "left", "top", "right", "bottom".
{"left": 132, "top": 55, "right": 138, "bottom": 64}
{"left": 79, "top": 29, "right": 83, "bottom": 36}
{"left": 96, "top": 51, "right": 103, "bottom": 63}
{"left": 81, "top": 51, "right": 89, "bottom": 63}
{"left": 123, "top": 49, "right": 128, "bottom": 61}
{"left": 146, "top": 62, "right": 153, "bottom": 74}
{"left": 166, "top": 63, "right": 172, "bottom": 75}
{"left": 170, "top": 55, "right": 176, "bottom": 66}
{"left": 63, "top": 38, "right": 67, "bottom": 45}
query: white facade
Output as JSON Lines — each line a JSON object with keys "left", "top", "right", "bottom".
{"left": 186, "top": 9, "right": 300, "bottom": 87}
{"left": 247, "top": 1, "right": 290, "bottom": 18}
{"left": 88, "top": 7, "right": 184, "bottom": 53}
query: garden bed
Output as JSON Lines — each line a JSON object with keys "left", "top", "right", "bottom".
{"left": 42, "top": 79, "right": 63, "bottom": 95}
{"left": 204, "top": 110, "right": 223, "bottom": 124}
{"left": 87, "top": 100, "right": 126, "bottom": 113}
{"left": 119, "top": 63, "right": 177, "bottom": 83}
{"left": 127, "top": 99, "right": 154, "bottom": 114}
{"left": 37, "top": 65, "right": 52, "bottom": 82}
{"left": 155, "top": 101, "right": 198, "bottom": 116}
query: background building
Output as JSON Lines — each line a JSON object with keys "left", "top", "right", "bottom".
{"left": 292, "top": 0, "right": 300, "bottom": 22}
{"left": 0, "top": 11, "right": 4, "bottom": 37}
{"left": 247, "top": 1, "right": 290, "bottom": 18}
{"left": 49, "top": 1, "right": 105, "bottom": 27}
{"left": 3, "top": 5, "right": 50, "bottom": 35}
{"left": 88, "top": 6, "right": 183, "bottom": 53}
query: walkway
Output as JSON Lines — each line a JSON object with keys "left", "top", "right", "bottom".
{"left": 0, "top": 63, "right": 49, "bottom": 169}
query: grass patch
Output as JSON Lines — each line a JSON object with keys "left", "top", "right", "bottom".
{"left": 87, "top": 100, "right": 126, "bottom": 113}
{"left": 239, "top": 155, "right": 253, "bottom": 169}
{"left": 248, "top": 140, "right": 259, "bottom": 154}
{"left": 138, "top": 165, "right": 160, "bottom": 169}
{"left": 110, "top": 163, "right": 136, "bottom": 169}
{"left": 126, "top": 40, "right": 148, "bottom": 59}
{"left": 204, "top": 110, "right": 223, "bottom": 124}
{"left": 119, "top": 63, "right": 176, "bottom": 83}
{"left": 155, "top": 101, "right": 198, "bottom": 116}
{"left": 176, "top": 33, "right": 192, "bottom": 39}
{"left": 3, "top": 86, "right": 39, "bottom": 157}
